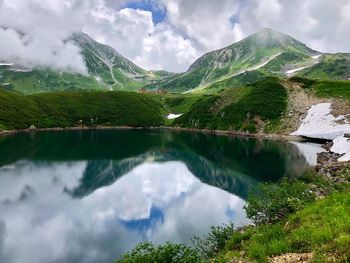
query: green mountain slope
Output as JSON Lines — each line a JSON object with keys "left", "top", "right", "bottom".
{"left": 0, "top": 89, "right": 165, "bottom": 129}
{"left": 297, "top": 53, "right": 350, "bottom": 80}
{"left": 0, "top": 32, "right": 174, "bottom": 94}
{"left": 146, "top": 28, "right": 319, "bottom": 93}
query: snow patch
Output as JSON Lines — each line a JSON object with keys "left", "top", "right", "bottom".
{"left": 291, "top": 103, "right": 350, "bottom": 162}
{"left": 248, "top": 52, "right": 282, "bottom": 71}
{"left": 291, "top": 103, "right": 350, "bottom": 140}
{"left": 286, "top": 66, "right": 311, "bottom": 76}
{"left": 331, "top": 135, "right": 350, "bottom": 162}
{"left": 286, "top": 54, "right": 322, "bottom": 76}
{"left": 167, "top": 114, "right": 183, "bottom": 120}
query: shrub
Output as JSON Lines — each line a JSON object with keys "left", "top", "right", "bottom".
{"left": 244, "top": 181, "right": 316, "bottom": 225}
{"left": 192, "top": 222, "right": 236, "bottom": 260}
{"left": 116, "top": 242, "right": 204, "bottom": 263}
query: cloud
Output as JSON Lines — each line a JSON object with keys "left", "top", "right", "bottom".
{"left": 0, "top": 0, "right": 89, "bottom": 74}
{"left": 1, "top": 0, "right": 350, "bottom": 73}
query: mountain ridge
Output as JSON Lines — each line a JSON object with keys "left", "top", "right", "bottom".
{"left": 1, "top": 28, "right": 350, "bottom": 94}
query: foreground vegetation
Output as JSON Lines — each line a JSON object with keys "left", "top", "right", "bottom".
{"left": 0, "top": 89, "right": 165, "bottom": 130}
{"left": 116, "top": 165, "right": 350, "bottom": 263}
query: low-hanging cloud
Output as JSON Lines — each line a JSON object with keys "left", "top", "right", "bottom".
{"left": 1, "top": 0, "right": 350, "bottom": 73}
{"left": 0, "top": 0, "right": 89, "bottom": 74}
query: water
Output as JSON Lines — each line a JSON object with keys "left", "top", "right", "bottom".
{"left": 0, "top": 129, "right": 322, "bottom": 263}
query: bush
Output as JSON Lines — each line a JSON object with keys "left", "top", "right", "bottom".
{"left": 0, "top": 89, "right": 165, "bottom": 129}
{"left": 244, "top": 181, "right": 316, "bottom": 225}
{"left": 192, "top": 222, "right": 236, "bottom": 260}
{"left": 116, "top": 242, "right": 204, "bottom": 263}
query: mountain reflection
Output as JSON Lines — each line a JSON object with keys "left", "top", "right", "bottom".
{"left": 0, "top": 129, "right": 321, "bottom": 199}
{"left": 0, "top": 130, "right": 323, "bottom": 263}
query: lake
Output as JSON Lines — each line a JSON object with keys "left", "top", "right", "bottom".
{"left": 0, "top": 129, "right": 323, "bottom": 263}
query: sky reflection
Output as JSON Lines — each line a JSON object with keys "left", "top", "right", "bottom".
{"left": 0, "top": 160, "right": 246, "bottom": 263}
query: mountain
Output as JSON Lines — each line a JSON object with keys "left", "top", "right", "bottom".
{"left": 297, "top": 53, "right": 350, "bottom": 80}
{"left": 147, "top": 28, "right": 322, "bottom": 93}
{"left": 0, "top": 32, "right": 173, "bottom": 94}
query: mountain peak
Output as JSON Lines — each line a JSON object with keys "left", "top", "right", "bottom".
{"left": 244, "top": 28, "right": 298, "bottom": 47}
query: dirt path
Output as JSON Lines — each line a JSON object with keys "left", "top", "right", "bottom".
{"left": 280, "top": 81, "right": 325, "bottom": 134}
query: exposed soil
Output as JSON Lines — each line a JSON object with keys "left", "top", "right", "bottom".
{"left": 269, "top": 253, "right": 313, "bottom": 263}
{"left": 280, "top": 81, "right": 325, "bottom": 134}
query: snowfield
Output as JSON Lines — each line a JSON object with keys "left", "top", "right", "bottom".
{"left": 291, "top": 103, "right": 350, "bottom": 162}
{"left": 167, "top": 114, "right": 183, "bottom": 120}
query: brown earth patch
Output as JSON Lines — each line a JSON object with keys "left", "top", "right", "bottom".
{"left": 269, "top": 253, "right": 313, "bottom": 263}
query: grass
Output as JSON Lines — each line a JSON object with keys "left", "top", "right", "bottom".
{"left": 0, "top": 89, "right": 165, "bottom": 130}
{"left": 175, "top": 78, "right": 288, "bottom": 132}
{"left": 289, "top": 77, "right": 350, "bottom": 100}
{"left": 313, "top": 81, "right": 350, "bottom": 100}
{"left": 219, "top": 188, "right": 350, "bottom": 262}
{"left": 299, "top": 53, "right": 350, "bottom": 80}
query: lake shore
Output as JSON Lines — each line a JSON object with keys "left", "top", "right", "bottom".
{"left": 0, "top": 125, "right": 307, "bottom": 142}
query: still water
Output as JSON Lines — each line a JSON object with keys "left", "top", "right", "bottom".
{"left": 0, "top": 130, "right": 322, "bottom": 263}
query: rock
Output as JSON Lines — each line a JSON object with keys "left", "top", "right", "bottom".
{"left": 322, "top": 141, "right": 333, "bottom": 151}
{"left": 29, "top": 125, "right": 36, "bottom": 130}
{"left": 317, "top": 152, "right": 333, "bottom": 164}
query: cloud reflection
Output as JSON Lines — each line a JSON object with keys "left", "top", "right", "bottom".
{"left": 0, "top": 160, "right": 246, "bottom": 263}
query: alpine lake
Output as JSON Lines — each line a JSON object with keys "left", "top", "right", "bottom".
{"left": 0, "top": 129, "right": 324, "bottom": 263}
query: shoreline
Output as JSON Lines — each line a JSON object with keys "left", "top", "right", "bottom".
{"left": 0, "top": 125, "right": 306, "bottom": 142}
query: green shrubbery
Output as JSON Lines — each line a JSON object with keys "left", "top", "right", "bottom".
{"left": 289, "top": 76, "right": 317, "bottom": 89}
{"left": 245, "top": 180, "right": 316, "bottom": 225}
{"left": 0, "top": 90, "right": 165, "bottom": 130}
{"left": 192, "top": 222, "right": 236, "bottom": 260}
{"left": 175, "top": 78, "right": 288, "bottom": 132}
{"left": 116, "top": 242, "right": 203, "bottom": 263}
{"left": 289, "top": 77, "right": 350, "bottom": 101}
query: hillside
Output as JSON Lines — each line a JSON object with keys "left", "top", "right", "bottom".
{"left": 0, "top": 32, "right": 173, "bottom": 94}
{"left": 0, "top": 89, "right": 165, "bottom": 130}
{"left": 298, "top": 53, "right": 350, "bottom": 80}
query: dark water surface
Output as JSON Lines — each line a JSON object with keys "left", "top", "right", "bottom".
{"left": 0, "top": 130, "right": 322, "bottom": 263}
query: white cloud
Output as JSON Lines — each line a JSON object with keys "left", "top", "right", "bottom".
{"left": 0, "top": 0, "right": 350, "bottom": 73}
{"left": 160, "top": 0, "right": 242, "bottom": 51}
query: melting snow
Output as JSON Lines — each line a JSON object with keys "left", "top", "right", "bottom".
{"left": 286, "top": 66, "right": 312, "bottom": 76}
{"left": 167, "top": 114, "right": 183, "bottom": 120}
{"left": 286, "top": 54, "right": 322, "bottom": 76}
{"left": 291, "top": 103, "right": 350, "bottom": 162}
{"left": 291, "top": 103, "right": 350, "bottom": 140}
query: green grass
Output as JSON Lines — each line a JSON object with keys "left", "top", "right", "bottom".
{"left": 0, "top": 89, "right": 165, "bottom": 130}
{"left": 220, "top": 188, "right": 350, "bottom": 262}
{"left": 299, "top": 53, "right": 350, "bottom": 80}
{"left": 313, "top": 81, "right": 350, "bottom": 100}
{"left": 175, "top": 78, "right": 288, "bottom": 132}
{"left": 205, "top": 70, "right": 267, "bottom": 94}
{"left": 289, "top": 77, "right": 350, "bottom": 100}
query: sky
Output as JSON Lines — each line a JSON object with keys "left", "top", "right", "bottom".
{"left": 0, "top": 0, "right": 350, "bottom": 73}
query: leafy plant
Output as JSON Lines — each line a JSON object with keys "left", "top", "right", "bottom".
{"left": 116, "top": 242, "right": 204, "bottom": 263}
{"left": 244, "top": 180, "right": 316, "bottom": 225}
{"left": 192, "top": 222, "right": 236, "bottom": 260}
